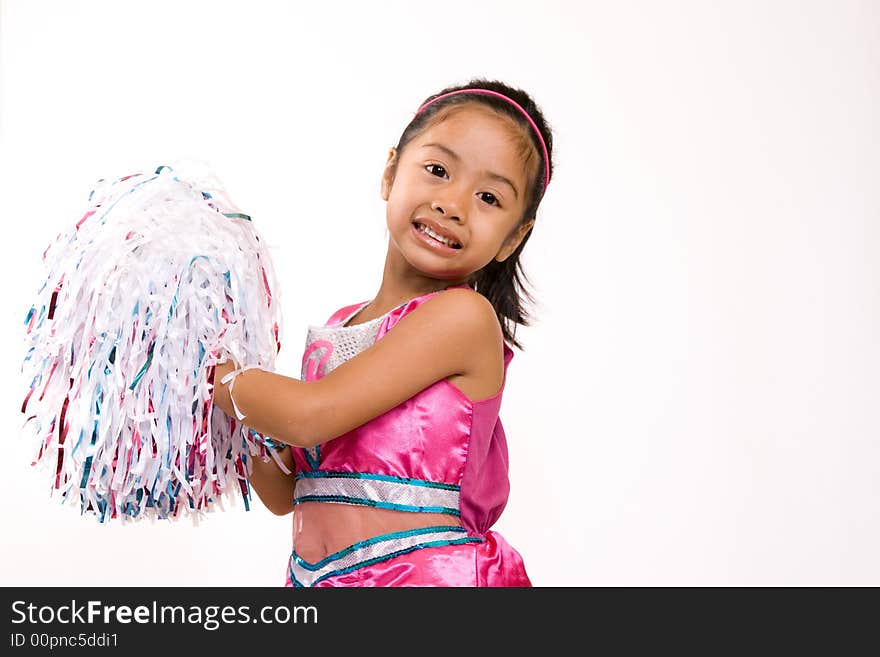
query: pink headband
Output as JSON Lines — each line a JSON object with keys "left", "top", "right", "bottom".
{"left": 415, "top": 88, "right": 550, "bottom": 196}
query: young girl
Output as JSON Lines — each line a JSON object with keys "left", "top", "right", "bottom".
{"left": 212, "top": 78, "right": 554, "bottom": 587}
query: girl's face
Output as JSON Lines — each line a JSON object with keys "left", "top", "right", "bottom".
{"left": 381, "top": 104, "right": 536, "bottom": 284}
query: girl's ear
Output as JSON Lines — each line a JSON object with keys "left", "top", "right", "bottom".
{"left": 380, "top": 148, "right": 398, "bottom": 201}
{"left": 495, "top": 219, "right": 536, "bottom": 262}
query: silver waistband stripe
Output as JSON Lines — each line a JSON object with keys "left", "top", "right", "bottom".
{"left": 293, "top": 471, "right": 461, "bottom": 515}
{"left": 288, "top": 526, "right": 481, "bottom": 587}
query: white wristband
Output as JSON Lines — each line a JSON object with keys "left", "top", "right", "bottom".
{"left": 220, "top": 364, "right": 263, "bottom": 421}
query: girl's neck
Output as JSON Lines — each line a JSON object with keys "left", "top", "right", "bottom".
{"left": 354, "top": 281, "right": 469, "bottom": 325}
{"left": 362, "top": 251, "right": 470, "bottom": 320}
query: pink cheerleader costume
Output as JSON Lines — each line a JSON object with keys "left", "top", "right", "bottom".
{"left": 284, "top": 283, "right": 531, "bottom": 587}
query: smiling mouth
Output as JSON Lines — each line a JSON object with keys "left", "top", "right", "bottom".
{"left": 413, "top": 222, "right": 462, "bottom": 249}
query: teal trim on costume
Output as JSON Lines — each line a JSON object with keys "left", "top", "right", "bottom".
{"left": 295, "top": 470, "right": 459, "bottom": 491}
{"left": 292, "top": 525, "right": 466, "bottom": 570}
{"left": 303, "top": 445, "right": 321, "bottom": 470}
{"left": 294, "top": 537, "right": 483, "bottom": 587}
{"left": 292, "top": 494, "right": 460, "bottom": 516}
{"left": 287, "top": 525, "right": 484, "bottom": 587}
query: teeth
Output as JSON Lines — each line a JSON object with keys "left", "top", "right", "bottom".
{"left": 417, "top": 223, "right": 458, "bottom": 247}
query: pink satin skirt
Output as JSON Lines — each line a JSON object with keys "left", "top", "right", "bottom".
{"left": 285, "top": 527, "right": 531, "bottom": 587}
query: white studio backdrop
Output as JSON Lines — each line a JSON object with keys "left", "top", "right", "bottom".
{"left": 1, "top": 0, "right": 877, "bottom": 586}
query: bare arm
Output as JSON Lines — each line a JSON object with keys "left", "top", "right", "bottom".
{"left": 248, "top": 446, "right": 296, "bottom": 516}
{"left": 213, "top": 288, "right": 503, "bottom": 448}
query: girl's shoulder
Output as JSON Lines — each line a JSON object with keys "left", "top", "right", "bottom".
{"left": 435, "top": 288, "right": 516, "bottom": 365}
{"left": 321, "top": 284, "right": 481, "bottom": 330}
{"left": 383, "top": 286, "right": 514, "bottom": 363}
{"left": 317, "top": 286, "right": 513, "bottom": 364}
{"left": 380, "top": 286, "right": 496, "bottom": 337}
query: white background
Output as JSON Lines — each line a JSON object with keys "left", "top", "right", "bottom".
{"left": 1, "top": 0, "right": 877, "bottom": 586}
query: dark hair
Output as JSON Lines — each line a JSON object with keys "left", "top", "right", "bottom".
{"left": 393, "top": 78, "right": 555, "bottom": 350}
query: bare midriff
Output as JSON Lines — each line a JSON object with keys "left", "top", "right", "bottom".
{"left": 292, "top": 502, "right": 462, "bottom": 563}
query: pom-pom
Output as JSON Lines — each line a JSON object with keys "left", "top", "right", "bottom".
{"left": 20, "top": 162, "right": 285, "bottom": 521}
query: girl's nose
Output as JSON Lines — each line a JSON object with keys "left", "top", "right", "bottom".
{"left": 431, "top": 199, "right": 463, "bottom": 222}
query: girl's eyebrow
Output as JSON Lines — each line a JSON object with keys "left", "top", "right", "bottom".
{"left": 421, "top": 142, "right": 519, "bottom": 200}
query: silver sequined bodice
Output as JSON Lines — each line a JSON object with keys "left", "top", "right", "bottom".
{"left": 300, "top": 304, "right": 389, "bottom": 379}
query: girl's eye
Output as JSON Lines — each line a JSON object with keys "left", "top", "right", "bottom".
{"left": 425, "top": 164, "right": 447, "bottom": 178}
{"left": 478, "top": 192, "right": 500, "bottom": 207}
